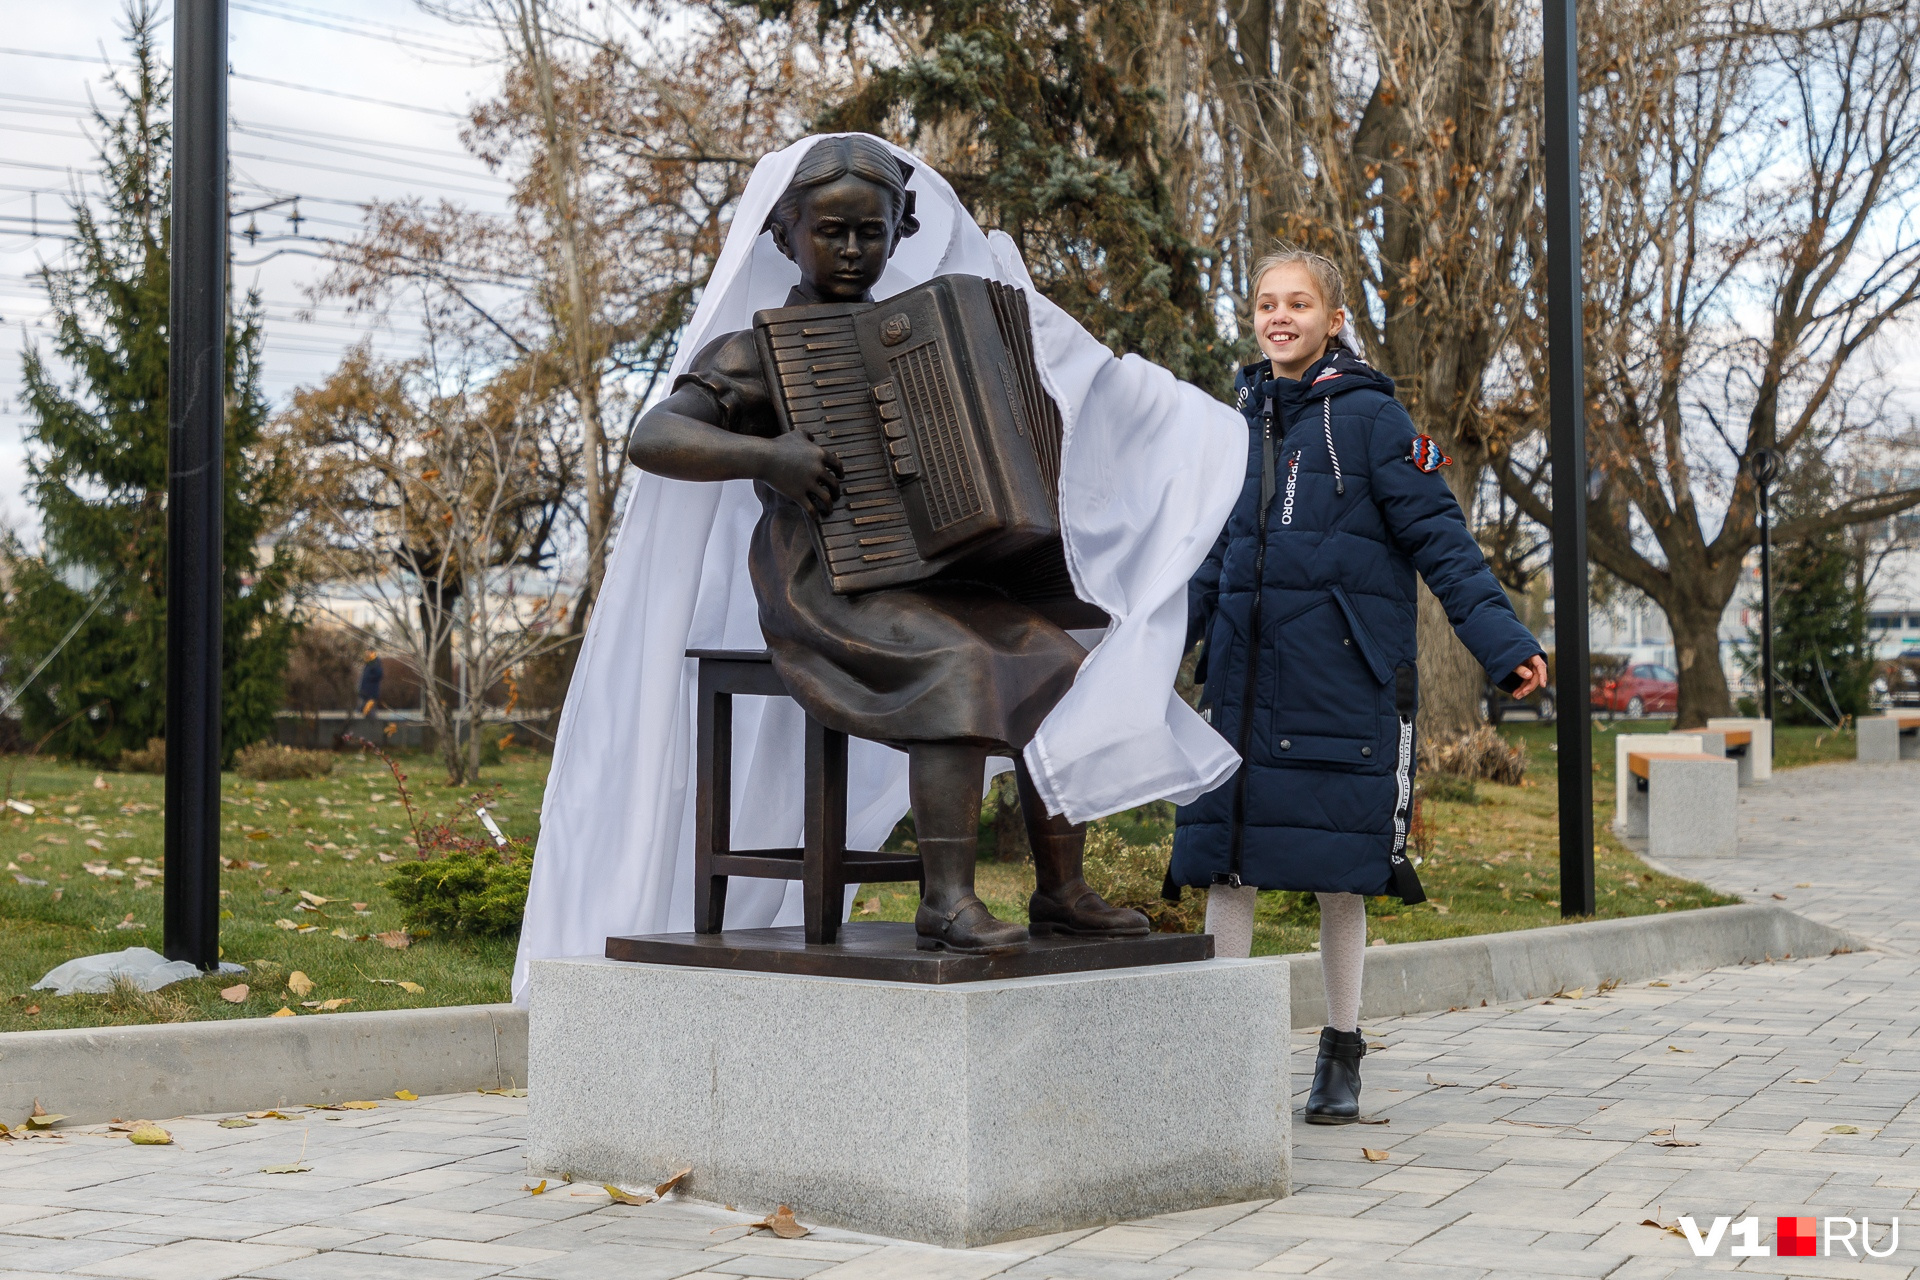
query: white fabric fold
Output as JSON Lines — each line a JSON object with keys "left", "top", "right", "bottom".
{"left": 512, "top": 135, "right": 1243, "bottom": 1000}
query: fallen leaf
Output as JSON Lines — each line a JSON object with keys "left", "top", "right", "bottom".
{"left": 1555, "top": 987, "right": 1585, "bottom": 1000}
{"left": 247, "top": 1111, "right": 293, "bottom": 1120}
{"left": 270, "top": 1007, "right": 295, "bottom": 1018}
{"left": 220, "top": 984, "right": 249, "bottom": 1004}
{"left": 1649, "top": 1128, "right": 1672, "bottom": 1136}
{"left": 259, "top": 1163, "right": 310, "bottom": 1174}
{"left": 1641, "top": 1219, "right": 1686, "bottom": 1237}
{"left": 300, "top": 998, "right": 354, "bottom": 1011}
{"left": 748, "top": 1205, "right": 809, "bottom": 1238}
{"left": 1793, "top": 1078, "right": 1820, "bottom": 1085}
{"left": 1356, "top": 1117, "right": 1390, "bottom": 1125}
{"left": 1666, "top": 1045, "right": 1693, "bottom": 1053}
{"left": 655, "top": 1167, "right": 692, "bottom": 1197}
{"left": 1649, "top": 981, "right": 1670, "bottom": 988}
{"left": 393, "top": 1090, "right": 419, "bottom": 1101}
{"left": 1361, "top": 1147, "right": 1391, "bottom": 1162}
{"left": 376, "top": 931, "right": 411, "bottom": 950}
{"left": 1425, "top": 1074, "right": 1462, "bottom": 1087}
{"left": 299, "top": 890, "right": 328, "bottom": 906}
{"left": 24, "top": 1106, "right": 67, "bottom": 1130}
{"left": 22, "top": 1005, "right": 39, "bottom": 1016}
{"left": 93, "top": 774, "right": 106, "bottom": 789}
{"left": 338, "top": 1101, "right": 378, "bottom": 1110}
{"left": 603, "top": 1183, "right": 654, "bottom": 1206}
{"left": 351, "top": 902, "right": 368, "bottom": 911}
{"left": 369, "top": 978, "right": 425, "bottom": 994}
{"left": 1653, "top": 1137, "right": 1700, "bottom": 1147}
{"left": 1795, "top": 882, "right": 1812, "bottom": 888}
{"left": 128, "top": 1123, "right": 172, "bottom": 1145}
{"left": 1826, "top": 1125, "right": 1860, "bottom": 1134}
{"left": 248, "top": 830, "right": 272, "bottom": 841}
{"left": 219, "top": 1118, "right": 257, "bottom": 1129}
{"left": 855, "top": 897, "right": 880, "bottom": 916}
{"left": 479, "top": 1086, "right": 528, "bottom": 1098}
{"left": 84, "top": 838, "right": 105, "bottom": 851}
{"left": 287, "top": 971, "right": 315, "bottom": 997}
{"left": 274, "top": 919, "right": 299, "bottom": 931}
{"left": 1771, "top": 892, "right": 1788, "bottom": 900}
{"left": 377, "top": 852, "right": 397, "bottom": 862}
{"left": 523, "top": 1180, "right": 548, "bottom": 1195}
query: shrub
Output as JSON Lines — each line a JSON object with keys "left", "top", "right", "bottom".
{"left": 385, "top": 843, "right": 532, "bottom": 937}
{"left": 1419, "top": 725, "right": 1526, "bottom": 785}
{"left": 1082, "top": 827, "right": 1203, "bottom": 933}
{"left": 117, "top": 737, "right": 166, "bottom": 774}
{"left": 234, "top": 741, "right": 335, "bottom": 781}
{"left": 1418, "top": 772, "right": 1480, "bottom": 806}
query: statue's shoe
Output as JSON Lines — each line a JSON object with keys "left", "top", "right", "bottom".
{"left": 915, "top": 896, "right": 1029, "bottom": 954}
{"left": 1027, "top": 887, "right": 1151, "bottom": 937}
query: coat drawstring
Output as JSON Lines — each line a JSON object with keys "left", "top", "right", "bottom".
{"left": 1323, "top": 398, "right": 1345, "bottom": 496}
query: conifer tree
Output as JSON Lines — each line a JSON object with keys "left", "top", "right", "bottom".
{"left": 4, "top": 3, "right": 295, "bottom": 763}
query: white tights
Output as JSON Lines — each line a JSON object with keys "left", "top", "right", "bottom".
{"left": 1203, "top": 886, "right": 1366, "bottom": 1032}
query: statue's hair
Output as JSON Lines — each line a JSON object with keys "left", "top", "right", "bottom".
{"left": 766, "top": 135, "right": 920, "bottom": 240}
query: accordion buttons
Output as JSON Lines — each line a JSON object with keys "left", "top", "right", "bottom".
{"left": 882, "top": 421, "right": 908, "bottom": 441}
{"left": 887, "top": 439, "right": 914, "bottom": 459}
{"left": 893, "top": 457, "right": 920, "bottom": 479}
{"left": 872, "top": 381, "right": 898, "bottom": 403}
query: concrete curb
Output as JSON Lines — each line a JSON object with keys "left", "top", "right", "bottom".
{"left": 1, "top": 904, "right": 1857, "bottom": 1124}
{"left": 0, "top": 1003, "right": 526, "bottom": 1127}
{"left": 1286, "top": 902, "right": 1860, "bottom": 1029}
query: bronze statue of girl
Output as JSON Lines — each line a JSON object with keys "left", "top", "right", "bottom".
{"left": 626, "top": 135, "right": 1147, "bottom": 954}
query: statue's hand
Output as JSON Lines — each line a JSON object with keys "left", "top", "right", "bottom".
{"left": 761, "top": 432, "right": 844, "bottom": 517}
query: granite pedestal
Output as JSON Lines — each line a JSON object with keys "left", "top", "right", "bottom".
{"left": 527, "top": 954, "right": 1291, "bottom": 1248}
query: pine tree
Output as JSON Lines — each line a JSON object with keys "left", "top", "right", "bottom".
{"left": 776, "top": 0, "right": 1234, "bottom": 393}
{"left": 1761, "top": 527, "right": 1875, "bottom": 726}
{"left": 3, "top": 3, "right": 295, "bottom": 763}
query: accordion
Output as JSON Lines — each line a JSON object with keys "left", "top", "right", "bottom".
{"left": 753, "top": 275, "right": 1105, "bottom": 629}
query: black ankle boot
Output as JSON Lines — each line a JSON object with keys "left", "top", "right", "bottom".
{"left": 1305, "top": 1027, "right": 1366, "bottom": 1124}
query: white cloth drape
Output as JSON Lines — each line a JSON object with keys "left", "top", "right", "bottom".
{"left": 511, "top": 135, "right": 1244, "bottom": 999}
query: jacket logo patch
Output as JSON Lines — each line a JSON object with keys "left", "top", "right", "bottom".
{"left": 1410, "top": 435, "right": 1453, "bottom": 472}
{"left": 1312, "top": 368, "right": 1342, "bottom": 385}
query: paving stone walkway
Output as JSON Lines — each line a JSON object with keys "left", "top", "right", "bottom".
{"left": 3, "top": 759, "right": 1916, "bottom": 1280}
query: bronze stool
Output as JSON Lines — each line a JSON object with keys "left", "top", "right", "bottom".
{"left": 690, "top": 649, "right": 923, "bottom": 944}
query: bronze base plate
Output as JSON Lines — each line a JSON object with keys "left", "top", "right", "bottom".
{"left": 604, "top": 922, "right": 1213, "bottom": 984}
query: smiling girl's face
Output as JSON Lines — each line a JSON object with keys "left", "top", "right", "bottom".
{"left": 1252, "top": 262, "right": 1347, "bottom": 380}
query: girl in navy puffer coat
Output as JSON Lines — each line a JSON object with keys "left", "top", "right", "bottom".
{"left": 1170, "top": 249, "right": 1546, "bottom": 1124}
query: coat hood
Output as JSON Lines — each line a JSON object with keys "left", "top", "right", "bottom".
{"left": 1236, "top": 348, "right": 1396, "bottom": 422}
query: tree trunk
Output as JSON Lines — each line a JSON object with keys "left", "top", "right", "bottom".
{"left": 1667, "top": 593, "right": 1731, "bottom": 730}
{"left": 1416, "top": 582, "right": 1487, "bottom": 743}
{"left": 1416, "top": 461, "right": 1496, "bottom": 744}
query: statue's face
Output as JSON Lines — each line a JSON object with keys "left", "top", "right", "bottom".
{"left": 774, "top": 175, "right": 897, "bottom": 302}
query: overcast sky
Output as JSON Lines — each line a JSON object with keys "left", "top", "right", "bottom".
{"left": 0, "top": 0, "right": 512, "bottom": 537}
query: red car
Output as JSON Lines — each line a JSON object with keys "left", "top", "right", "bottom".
{"left": 1592, "top": 662, "right": 1679, "bottom": 718}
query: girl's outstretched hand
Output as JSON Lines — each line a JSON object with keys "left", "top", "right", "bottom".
{"left": 761, "top": 432, "right": 844, "bottom": 517}
{"left": 1511, "top": 655, "right": 1549, "bottom": 699}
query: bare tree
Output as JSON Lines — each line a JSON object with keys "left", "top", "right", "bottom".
{"left": 1493, "top": 0, "right": 1920, "bottom": 727}
{"left": 276, "top": 311, "right": 578, "bottom": 784}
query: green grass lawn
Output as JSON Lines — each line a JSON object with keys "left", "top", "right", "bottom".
{"left": 0, "top": 751, "right": 548, "bottom": 1034}
{"left": 1, "top": 715, "right": 1851, "bottom": 1029}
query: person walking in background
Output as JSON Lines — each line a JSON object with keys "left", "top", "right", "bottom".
{"left": 1169, "top": 246, "right": 1546, "bottom": 1126}
{"left": 357, "top": 650, "right": 384, "bottom": 717}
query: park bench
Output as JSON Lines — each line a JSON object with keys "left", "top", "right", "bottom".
{"left": 688, "top": 649, "right": 923, "bottom": 944}
{"left": 1621, "top": 749, "right": 1738, "bottom": 859}
{"left": 1707, "top": 716, "right": 1772, "bottom": 782}
{"left": 1858, "top": 714, "right": 1920, "bottom": 764}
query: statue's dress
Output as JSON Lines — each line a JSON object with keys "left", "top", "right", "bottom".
{"left": 676, "top": 326, "right": 1086, "bottom": 751}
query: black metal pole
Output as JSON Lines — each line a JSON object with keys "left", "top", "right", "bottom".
{"left": 1753, "top": 450, "right": 1778, "bottom": 723}
{"left": 164, "top": 0, "right": 227, "bottom": 969}
{"left": 1544, "top": 0, "right": 1595, "bottom": 919}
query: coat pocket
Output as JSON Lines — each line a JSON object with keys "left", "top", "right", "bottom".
{"left": 1330, "top": 585, "right": 1394, "bottom": 685}
{"left": 1267, "top": 594, "right": 1391, "bottom": 775}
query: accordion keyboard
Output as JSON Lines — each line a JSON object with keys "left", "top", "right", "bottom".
{"left": 759, "top": 309, "right": 936, "bottom": 593}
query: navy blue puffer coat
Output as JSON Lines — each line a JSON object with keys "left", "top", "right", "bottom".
{"left": 1169, "top": 349, "right": 1543, "bottom": 901}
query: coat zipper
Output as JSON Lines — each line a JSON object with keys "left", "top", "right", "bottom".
{"left": 1224, "top": 419, "right": 1289, "bottom": 887}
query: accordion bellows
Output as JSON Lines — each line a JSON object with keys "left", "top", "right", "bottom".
{"left": 753, "top": 275, "right": 1103, "bottom": 628}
